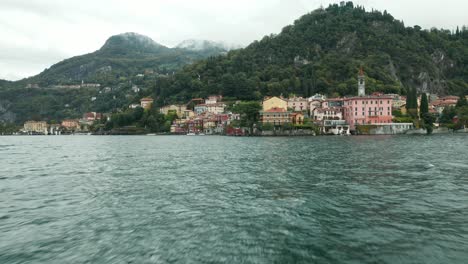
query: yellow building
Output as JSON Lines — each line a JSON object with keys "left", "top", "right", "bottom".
{"left": 262, "top": 96, "right": 287, "bottom": 111}
{"left": 260, "top": 107, "right": 291, "bottom": 125}
{"left": 23, "top": 121, "right": 48, "bottom": 134}
{"left": 291, "top": 113, "right": 305, "bottom": 125}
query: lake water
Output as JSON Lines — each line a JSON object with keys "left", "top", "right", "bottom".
{"left": 1, "top": 135, "right": 468, "bottom": 263}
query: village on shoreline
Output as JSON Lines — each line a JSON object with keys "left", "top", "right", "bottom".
{"left": 4, "top": 70, "right": 468, "bottom": 137}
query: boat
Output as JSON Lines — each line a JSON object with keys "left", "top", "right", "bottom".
{"left": 198, "top": 133, "right": 206, "bottom": 136}
{"left": 186, "top": 133, "right": 196, "bottom": 136}
{"left": 146, "top": 133, "right": 156, "bottom": 136}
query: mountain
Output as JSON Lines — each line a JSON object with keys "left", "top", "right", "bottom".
{"left": 18, "top": 32, "right": 228, "bottom": 86}
{"left": 154, "top": 2, "right": 467, "bottom": 102}
{"left": 2, "top": 2, "right": 468, "bottom": 124}
{"left": 0, "top": 33, "right": 232, "bottom": 123}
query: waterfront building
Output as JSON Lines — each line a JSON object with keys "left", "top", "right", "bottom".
{"left": 48, "top": 124, "right": 61, "bottom": 135}
{"left": 203, "top": 118, "right": 217, "bottom": 134}
{"left": 262, "top": 96, "right": 287, "bottom": 111}
{"left": 140, "top": 97, "right": 154, "bottom": 110}
{"left": 260, "top": 107, "right": 291, "bottom": 125}
{"left": 343, "top": 69, "right": 393, "bottom": 131}
{"left": 290, "top": 113, "right": 305, "bottom": 125}
{"left": 23, "top": 121, "right": 48, "bottom": 134}
{"left": 343, "top": 96, "right": 393, "bottom": 130}
{"left": 61, "top": 119, "right": 81, "bottom": 131}
{"left": 321, "top": 120, "right": 350, "bottom": 135}
{"left": 313, "top": 107, "right": 343, "bottom": 121}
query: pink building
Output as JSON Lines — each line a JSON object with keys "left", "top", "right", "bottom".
{"left": 343, "top": 96, "right": 393, "bottom": 130}
{"left": 342, "top": 68, "right": 393, "bottom": 131}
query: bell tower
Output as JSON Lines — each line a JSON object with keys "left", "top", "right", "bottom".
{"left": 358, "top": 67, "right": 365, "bottom": 96}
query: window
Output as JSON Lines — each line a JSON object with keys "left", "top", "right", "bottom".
{"left": 371, "top": 101, "right": 373, "bottom": 104}
{"left": 380, "top": 101, "right": 382, "bottom": 104}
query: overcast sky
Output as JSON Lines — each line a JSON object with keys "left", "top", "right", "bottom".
{"left": 0, "top": 0, "right": 466, "bottom": 81}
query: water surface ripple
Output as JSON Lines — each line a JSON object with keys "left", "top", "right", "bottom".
{"left": 1, "top": 135, "right": 468, "bottom": 263}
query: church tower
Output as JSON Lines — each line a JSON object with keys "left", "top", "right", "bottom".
{"left": 358, "top": 67, "right": 365, "bottom": 96}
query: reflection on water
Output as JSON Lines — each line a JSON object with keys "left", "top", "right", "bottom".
{"left": 1, "top": 135, "right": 468, "bottom": 263}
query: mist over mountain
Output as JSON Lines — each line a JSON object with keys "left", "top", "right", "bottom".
{"left": 14, "top": 32, "right": 229, "bottom": 86}
{"left": 175, "top": 39, "right": 241, "bottom": 52}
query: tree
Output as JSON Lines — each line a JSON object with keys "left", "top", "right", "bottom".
{"left": 456, "top": 106, "right": 468, "bottom": 128}
{"left": 422, "top": 113, "right": 435, "bottom": 134}
{"left": 406, "top": 87, "right": 418, "bottom": 118}
{"left": 456, "top": 95, "right": 467, "bottom": 108}
{"left": 232, "top": 102, "right": 262, "bottom": 135}
{"left": 420, "top": 93, "right": 429, "bottom": 117}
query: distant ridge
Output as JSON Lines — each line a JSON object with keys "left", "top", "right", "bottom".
{"left": 16, "top": 32, "right": 231, "bottom": 86}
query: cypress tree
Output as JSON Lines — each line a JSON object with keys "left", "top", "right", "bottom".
{"left": 420, "top": 93, "right": 429, "bottom": 117}
{"left": 406, "top": 87, "right": 418, "bottom": 118}
{"left": 407, "top": 87, "right": 417, "bottom": 109}
{"left": 406, "top": 87, "right": 412, "bottom": 108}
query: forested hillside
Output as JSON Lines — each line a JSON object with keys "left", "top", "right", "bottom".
{"left": 154, "top": 1, "right": 467, "bottom": 103}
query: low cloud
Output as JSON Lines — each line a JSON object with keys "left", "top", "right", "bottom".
{"left": 0, "top": 0, "right": 466, "bottom": 80}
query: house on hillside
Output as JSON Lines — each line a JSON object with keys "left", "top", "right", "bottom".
{"left": 140, "top": 97, "right": 154, "bottom": 110}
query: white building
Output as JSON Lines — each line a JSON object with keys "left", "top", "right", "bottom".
{"left": 313, "top": 107, "right": 343, "bottom": 121}
{"left": 309, "top": 100, "right": 324, "bottom": 117}
{"left": 194, "top": 105, "right": 208, "bottom": 115}
{"left": 205, "top": 95, "right": 223, "bottom": 105}
{"left": 206, "top": 103, "right": 226, "bottom": 114}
